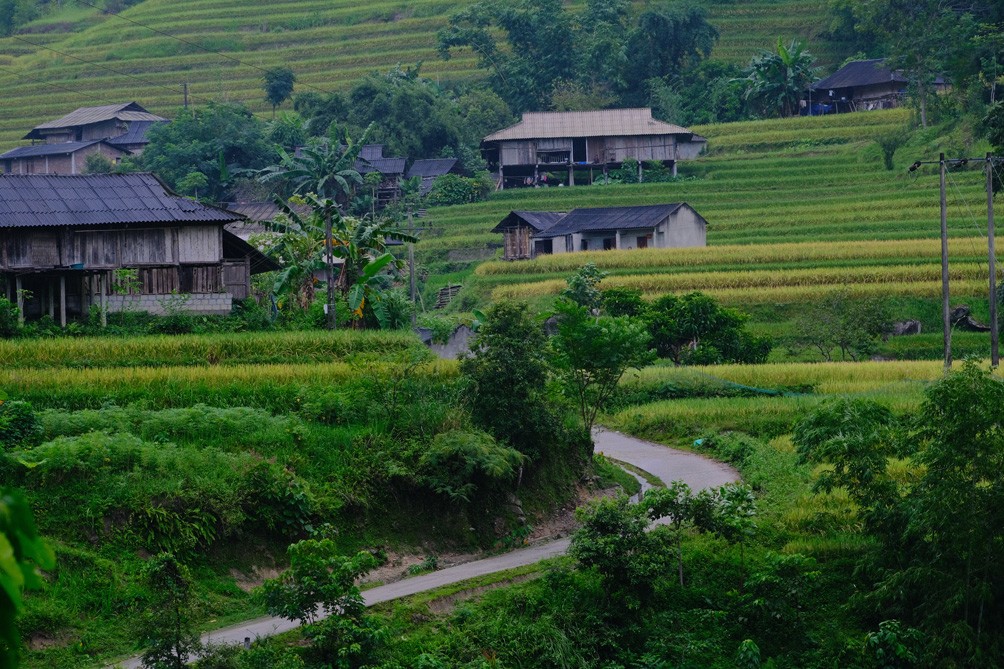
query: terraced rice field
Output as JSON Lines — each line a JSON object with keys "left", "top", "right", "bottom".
{"left": 418, "top": 109, "right": 994, "bottom": 312}
{"left": 0, "top": 0, "right": 834, "bottom": 150}
{"left": 606, "top": 359, "right": 953, "bottom": 440}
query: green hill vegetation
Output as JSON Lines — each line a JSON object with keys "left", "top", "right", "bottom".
{"left": 0, "top": 0, "right": 837, "bottom": 150}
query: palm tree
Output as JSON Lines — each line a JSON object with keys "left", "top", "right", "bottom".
{"left": 269, "top": 194, "right": 417, "bottom": 326}
{"left": 741, "top": 38, "right": 819, "bottom": 118}
{"left": 258, "top": 125, "right": 373, "bottom": 328}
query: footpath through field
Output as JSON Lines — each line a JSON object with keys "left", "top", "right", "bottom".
{"left": 110, "top": 428, "right": 738, "bottom": 668}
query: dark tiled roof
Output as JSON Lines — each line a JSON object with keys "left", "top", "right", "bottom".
{"left": 359, "top": 144, "right": 384, "bottom": 160}
{"left": 355, "top": 157, "right": 407, "bottom": 175}
{"left": 0, "top": 173, "right": 242, "bottom": 228}
{"left": 406, "top": 158, "right": 457, "bottom": 179}
{"left": 107, "top": 120, "right": 168, "bottom": 146}
{"left": 811, "top": 59, "right": 904, "bottom": 91}
{"left": 25, "top": 102, "right": 167, "bottom": 139}
{"left": 491, "top": 210, "right": 567, "bottom": 234}
{"left": 536, "top": 203, "right": 686, "bottom": 238}
{"left": 0, "top": 140, "right": 125, "bottom": 160}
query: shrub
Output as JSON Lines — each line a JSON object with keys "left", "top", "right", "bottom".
{"left": 0, "top": 297, "right": 19, "bottom": 338}
{"left": 0, "top": 400, "right": 41, "bottom": 450}
{"left": 418, "top": 430, "right": 524, "bottom": 505}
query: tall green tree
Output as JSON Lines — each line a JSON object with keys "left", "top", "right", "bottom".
{"left": 142, "top": 102, "right": 273, "bottom": 201}
{"left": 551, "top": 299, "right": 654, "bottom": 433}
{"left": 259, "top": 539, "right": 382, "bottom": 668}
{"left": 263, "top": 66, "right": 297, "bottom": 120}
{"left": 847, "top": 0, "right": 977, "bottom": 126}
{"left": 620, "top": 2, "right": 719, "bottom": 105}
{"left": 438, "top": 0, "right": 577, "bottom": 112}
{"left": 459, "top": 301, "right": 556, "bottom": 461}
{"left": 741, "top": 38, "right": 820, "bottom": 117}
{"left": 136, "top": 553, "right": 200, "bottom": 669}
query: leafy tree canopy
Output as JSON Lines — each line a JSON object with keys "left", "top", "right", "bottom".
{"left": 142, "top": 102, "right": 274, "bottom": 201}
{"left": 263, "top": 66, "right": 296, "bottom": 118}
{"left": 438, "top": 0, "right": 717, "bottom": 113}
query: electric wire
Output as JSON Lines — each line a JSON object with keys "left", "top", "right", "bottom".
{"left": 6, "top": 34, "right": 211, "bottom": 106}
{"left": 0, "top": 63, "right": 122, "bottom": 108}
{"left": 68, "top": 0, "right": 341, "bottom": 98}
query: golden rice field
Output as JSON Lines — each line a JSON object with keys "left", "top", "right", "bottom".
{"left": 624, "top": 359, "right": 953, "bottom": 395}
{"left": 475, "top": 238, "right": 1003, "bottom": 276}
{"left": 607, "top": 359, "right": 972, "bottom": 440}
{"left": 0, "top": 329, "right": 421, "bottom": 368}
{"left": 490, "top": 262, "right": 997, "bottom": 304}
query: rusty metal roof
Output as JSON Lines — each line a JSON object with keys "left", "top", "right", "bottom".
{"left": 0, "top": 140, "right": 127, "bottom": 160}
{"left": 0, "top": 173, "right": 242, "bottom": 228}
{"left": 484, "top": 108, "right": 695, "bottom": 142}
{"left": 24, "top": 103, "right": 168, "bottom": 139}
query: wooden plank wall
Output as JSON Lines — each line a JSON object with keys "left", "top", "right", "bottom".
{"left": 1, "top": 225, "right": 224, "bottom": 271}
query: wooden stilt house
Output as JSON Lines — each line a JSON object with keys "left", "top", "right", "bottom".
{"left": 0, "top": 173, "right": 277, "bottom": 325}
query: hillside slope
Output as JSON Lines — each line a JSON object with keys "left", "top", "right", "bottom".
{"left": 0, "top": 0, "right": 838, "bottom": 150}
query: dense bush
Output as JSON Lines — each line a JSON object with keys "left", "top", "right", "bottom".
{"left": 0, "top": 400, "right": 41, "bottom": 450}
{"left": 2, "top": 432, "right": 317, "bottom": 552}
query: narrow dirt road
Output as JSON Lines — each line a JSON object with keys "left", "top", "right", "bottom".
{"left": 111, "top": 427, "right": 738, "bottom": 668}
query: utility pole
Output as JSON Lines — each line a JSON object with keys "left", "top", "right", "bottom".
{"left": 989, "top": 152, "right": 999, "bottom": 367}
{"left": 325, "top": 209, "right": 336, "bottom": 330}
{"left": 183, "top": 82, "right": 189, "bottom": 110}
{"left": 940, "top": 153, "right": 952, "bottom": 372}
{"left": 408, "top": 209, "right": 416, "bottom": 326}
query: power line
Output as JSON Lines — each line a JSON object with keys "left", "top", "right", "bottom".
{"left": 7, "top": 34, "right": 204, "bottom": 106}
{"left": 69, "top": 0, "right": 340, "bottom": 99}
{"left": 0, "top": 63, "right": 122, "bottom": 108}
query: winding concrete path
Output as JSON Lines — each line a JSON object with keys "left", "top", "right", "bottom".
{"left": 110, "top": 427, "right": 737, "bottom": 668}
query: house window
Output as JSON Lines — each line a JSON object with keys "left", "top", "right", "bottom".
{"left": 581, "top": 239, "right": 589, "bottom": 251}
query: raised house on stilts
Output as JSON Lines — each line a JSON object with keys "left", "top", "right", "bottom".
{"left": 481, "top": 108, "right": 707, "bottom": 190}
{"left": 0, "top": 173, "right": 277, "bottom": 325}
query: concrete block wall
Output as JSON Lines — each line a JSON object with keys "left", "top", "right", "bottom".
{"left": 104, "top": 293, "right": 234, "bottom": 316}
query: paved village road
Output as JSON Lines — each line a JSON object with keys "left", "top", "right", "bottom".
{"left": 110, "top": 427, "right": 738, "bottom": 668}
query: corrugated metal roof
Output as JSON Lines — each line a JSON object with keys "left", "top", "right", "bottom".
{"left": 406, "top": 158, "right": 457, "bottom": 179}
{"left": 490, "top": 210, "right": 567, "bottom": 234}
{"left": 0, "top": 140, "right": 127, "bottom": 160}
{"left": 355, "top": 157, "right": 407, "bottom": 175}
{"left": 484, "top": 108, "right": 695, "bottom": 142}
{"left": 106, "top": 120, "right": 168, "bottom": 146}
{"left": 0, "top": 173, "right": 242, "bottom": 228}
{"left": 536, "top": 203, "right": 686, "bottom": 238}
{"left": 24, "top": 102, "right": 168, "bottom": 139}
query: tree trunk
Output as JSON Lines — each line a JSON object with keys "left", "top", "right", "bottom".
{"left": 325, "top": 211, "right": 336, "bottom": 329}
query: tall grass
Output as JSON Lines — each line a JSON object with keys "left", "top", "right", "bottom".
{"left": 1, "top": 359, "right": 459, "bottom": 410}
{"left": 0, "top": 330, "right": 424, "bottom": 368}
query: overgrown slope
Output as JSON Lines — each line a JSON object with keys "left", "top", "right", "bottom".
{"left": 0, "top": 0, "right": 838, "bottom": 150}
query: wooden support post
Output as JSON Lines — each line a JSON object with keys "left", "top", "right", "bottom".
{"left": 325, "top": 210, "right": 336, "bottom": 330}
{"left": 638, "top": 161, "right": 643, "bottom": 183}
{"left": 48, "top": 278, "right": 55, "bottom": 318}
{"left": 672, "top": 160, "right": 678, "bottom": 178}
{"left": 940, "top": 153, "right": 951, "bottom": 372}
{"left": 408, "top": 210, "right": 416, "bottom": 327}
{"left": 100, "top": 273, "right": 107, "bottom": 328}
{"left": 989, "top": 152, "right": 999, "bottom": 367}
{"left": 568, "top": 164, "right": 574, "bottom": 186}
{"left": 59, "top": 275, "right": 67, "bottom": 327}
{"left": 15, "top": 275, "right": 23, "bottom": 326}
